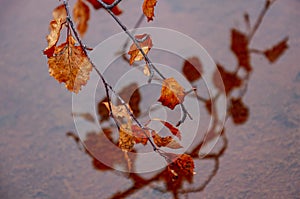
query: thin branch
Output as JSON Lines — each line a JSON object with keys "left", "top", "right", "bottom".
{"left": 63, "top": 0, "right": 160, "bottom": 153}
{"left": 97, "top": 0, "right": 123, "bottom": 9}
{"left": 248, "top": 0, "right": 276, "bottom": 41}
{"left": 99, "top": 3, "right": 192, "bottom": 125}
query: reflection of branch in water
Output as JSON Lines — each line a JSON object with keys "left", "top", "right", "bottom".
{"left": 67, "top": 0, "right": 289, "bottom": 198}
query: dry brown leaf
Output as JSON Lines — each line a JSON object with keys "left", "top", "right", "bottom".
{"left": 231, "top": 29, "right": 252, "bottom": 71}
{"left": 175, "top": 154, "right": 195, "bottom": 175}
{"left": 142, "top": 0, "right": 157, "bottom": 22}
{"left": 47, "top": 35, "right": 92, "bottom": 93}
{"left": 160, "top": 120, "right": 181, "bottom": 140}
{"left": 102, "top": 102, "right": 132, "bottom": 120}
{"left": 52, "top": 4, "right": 67, "bottom": 21}
{"left": 264, "top": 37, "right": 288, "bottom": 63}
{"left": 131, "top": 125, "right": 150, "bottom": 145}
{"left": 158, "top": 77, "right": 185, "bottom": 110}
{"left": 119, "top": 124, "right": 135, "bottom": 152}
{"left": 152, "top": 131, "right": 182, "bottom": 149}
{"left": 128, "top": 34, "right": 153, "bottom": 65}
{"left": 73, "top": 0, "right": 90, "bottom": 37}
{"left": 43, "top": 19, "right": 64, "bottom": 58}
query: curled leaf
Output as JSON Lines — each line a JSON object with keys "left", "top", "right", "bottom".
{"left": 264, "top": 37, "right": 288, "bottom": 63}
{"left": 152, "top": 131, "right": 182, "bottom": 149}
{"left": 142, "top": 0, "right": 157, "bottom": 22}
{"left": 86, "top": 0, "right": 122, "bottom": 15}
{"left": 73, "top": 0, "right": 90, "bottom": 37}
{"left": 158, "top": 77, "right": 185, "bottom": 110}
{"left": 52, "top": 4, "right": 67, "bottom": 21}
{"left": 128, "top": 34, "right": 153, "bottom": 65}
{"left": 43, "top": 19, "right": 64, "bottom": 57}
{"left": 47, "top": 35, "right": 92, "bottom": 93}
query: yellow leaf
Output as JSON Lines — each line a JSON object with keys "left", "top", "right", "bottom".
{"left": 158, "top": 77, "right": 185, "bottom": 110}
{"left": 73, "top": 0, "right": 90, "bottom": 37}
{"left": 47, "top": 35, "right": 93, "bottom": 93}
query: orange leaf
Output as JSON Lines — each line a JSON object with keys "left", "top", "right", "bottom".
{"left": 264, "top": 37, "right": 288, "bottom": 63}
{"left": 128, "top": 34, "right": 153, "bottom": 65}
{"left": 231, "top": 29, "right": 251, "bottom": 71}
{"left": 52, "top": 4, "right": 67, "bottom": 21}
{"left": 43, "top": 19, "right": 64, "bottom": 58}
{"left": 158, "top": 77, "right": 185, "bottom": 110}
{"left": 131, "top": 125, "right": 150, "bottom": 145}
{"left": 73, "top": 0, "right": 90, "bottom": 37}
{"left": 160, "top": 120, "right": 181, "bottom": 140}
{"left": 47, "top": 35, "right": 92, "bottom": 93}
{"left": 86, "top": 0, "right": 123, "bottom": 15}
{"left": 152, "top": 131, "right": 182, "bottom": 149}
{"left": 142, "top": 0, "right": 157, "bottom": 22}
{"left": 119, "top": 124, "right": 135, "bottom": 152}
{"left": 102, "top": 102, "right": 132, "bottom": 121}
{"left": 182, "top": 57, "right": 202, "bottom": 82}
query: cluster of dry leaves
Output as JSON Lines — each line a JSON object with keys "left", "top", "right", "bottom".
{"left": 43, "top": 0, "right": 194, "bottom": 178}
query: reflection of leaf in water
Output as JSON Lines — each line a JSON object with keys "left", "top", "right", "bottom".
{"left": 161, "top": 153, "right": 194, "bottom": 192}
{"left": 72, "top": 112, "right": 95, "bottom": 123}
{"left": 84, "top": 128, "right": 136, "bottom": 172}
{"left": 182, "top": 57, "right": 202, "bottom": 82}
{"left": 214, "top": 64, "right": 242, "bottom": 95}
{"left": 118, "top": 83, "right": 141, "bottom": 117}
{"left": 264, "top": 37, "right": 289, "bottom": 63}
{"left": 231, "top": 29, "right": 252, "bottom": 71}
{"left": 97, "top": 97, "right": 109, "bottom": 122}
{"left": 229, "top": 98, "right": 249, "bottom": 125}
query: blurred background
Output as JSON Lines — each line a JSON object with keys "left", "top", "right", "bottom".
{"left": 0, "top": 0, "right": 299, "bottom": 198}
